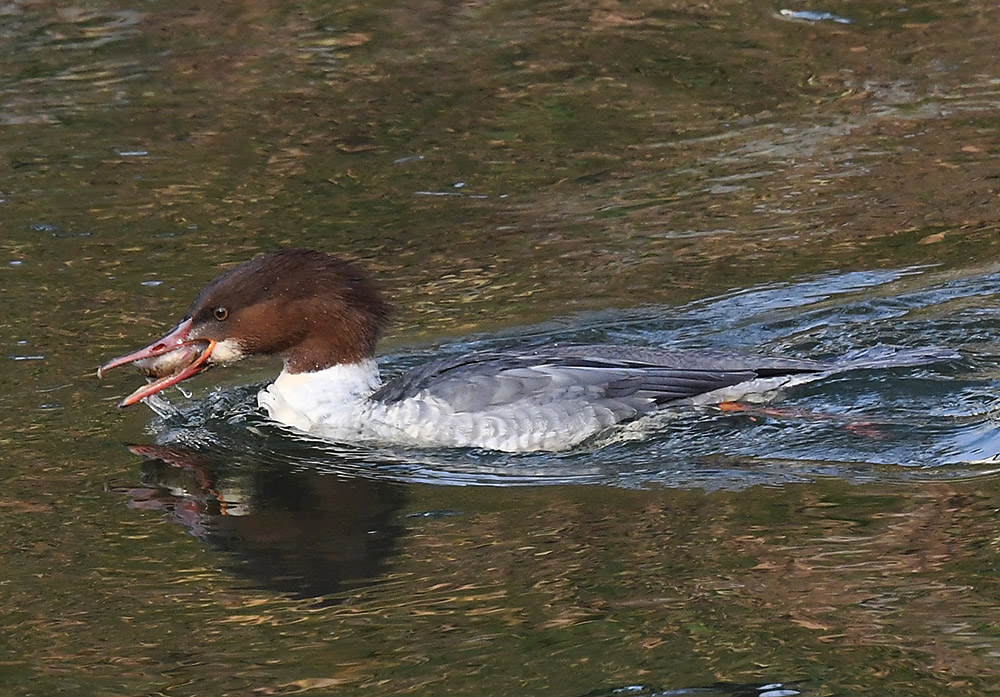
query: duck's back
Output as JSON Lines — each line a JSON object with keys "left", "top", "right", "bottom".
{"left": 366, "top": 346, "right": 826, "bottom": 451}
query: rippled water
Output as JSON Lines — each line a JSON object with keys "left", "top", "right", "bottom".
{"left": 134, "top": 264, "right": 1000, "bottom": 485}
{"left": 5, "top": 1, "right": 1000, "bottom": 695}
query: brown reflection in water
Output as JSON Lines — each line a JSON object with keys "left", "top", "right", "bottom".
{"left": 4, "top": 2, "right": 1000, "bottom": 694}
{"left": 125, "top": 444, "right": 407, "bottom": 600}
{"left": 331, "top": 479, "right": 1000, "bottom": 692}
{"left": 730, "top": 483, "right": 1000, "bottom": 680}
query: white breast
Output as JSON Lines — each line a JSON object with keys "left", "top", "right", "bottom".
{"left": 257, "top": 361, "right": 382, "bottom": 436}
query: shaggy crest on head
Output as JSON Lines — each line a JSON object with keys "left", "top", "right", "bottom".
{"left": 186, "top": 249, "right": 393, "bottom": 371}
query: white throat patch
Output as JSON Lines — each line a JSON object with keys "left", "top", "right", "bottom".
{"left": 209, "top": 337, "right": 245, "bottom": 364}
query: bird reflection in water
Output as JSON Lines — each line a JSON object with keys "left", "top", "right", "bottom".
{"left": 125, "top": 443, "right": 407, "bottom": 601}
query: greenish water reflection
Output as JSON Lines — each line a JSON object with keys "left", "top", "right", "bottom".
{"left": 3, "top": 0, "right": 1000, "bottom": 695}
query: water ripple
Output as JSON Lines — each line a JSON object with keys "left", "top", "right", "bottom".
{"left": 120, "top": 265, "right": 1000, "bottom": 488}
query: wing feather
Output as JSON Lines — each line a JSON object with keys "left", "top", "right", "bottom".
{"left": 372, "top": 346, "right": 823, "bottom": 414}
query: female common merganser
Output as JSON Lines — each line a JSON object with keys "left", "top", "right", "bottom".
{"left": 99, "top": 249, "right": 958, "bottom": 452}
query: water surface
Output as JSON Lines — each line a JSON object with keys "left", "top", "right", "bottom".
{"left": 3, "top": 1, "right": 1000, "bottom": 695}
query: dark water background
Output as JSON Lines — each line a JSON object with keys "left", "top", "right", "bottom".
{"left": 4, "top": 1, "right": 1000, "bottom": 695}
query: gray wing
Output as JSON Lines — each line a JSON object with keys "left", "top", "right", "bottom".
{"left": 371, "top": 345, "right": 826, "bottom": 413}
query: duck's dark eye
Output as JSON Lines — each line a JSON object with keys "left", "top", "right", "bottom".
{"left": 213, "top": 307, "right": 229, "bottom": 321}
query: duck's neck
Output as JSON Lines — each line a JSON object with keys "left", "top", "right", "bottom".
{"left": 258, "top": 359, "right": 382, "bottom": 431}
